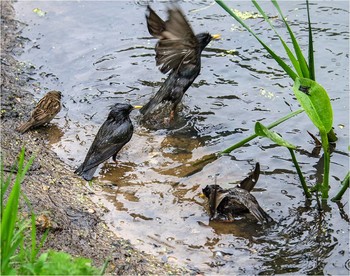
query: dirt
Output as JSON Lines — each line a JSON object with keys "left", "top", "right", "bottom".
{"left": 0, "top": 1, "right": 186, "bottom": 274}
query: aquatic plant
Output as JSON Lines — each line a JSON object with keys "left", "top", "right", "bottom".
{"left": 216, "top": 0, "right": 348, "bottom": 201}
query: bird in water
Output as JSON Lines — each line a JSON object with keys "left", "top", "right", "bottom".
{"left": 75, "top": 103, "right": 141, "bottom": 181}
{"left": 202, "top": 163, "right": 274, "bottom": 224}
{"left": 17, "top": 90, "right": 62, "bottom": 133}
{"left": 140, "top": 5, "right": 220, "bottom": 124}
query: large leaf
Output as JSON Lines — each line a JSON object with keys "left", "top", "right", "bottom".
{"left": 255, "top": 122, "right": 296, "bottom": 149}
{"left": 293, "top": 78, "right": 333, "bottom": 133}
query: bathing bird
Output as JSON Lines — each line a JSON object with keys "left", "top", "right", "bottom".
{"left": 202, "top": 163, "right": 274, "bottom": 223}
{"left": 17, "top": 90, "right": 62, "bottom": 133}
{"left": 75, "top": 103, "right": 141, "bottom": 181}
{"left": 140, "top": 5, "right": 220, "bottom": 122}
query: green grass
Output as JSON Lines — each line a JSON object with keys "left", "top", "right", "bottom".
{"left": 1, "top": 147, "right": 107, "bottom": 275}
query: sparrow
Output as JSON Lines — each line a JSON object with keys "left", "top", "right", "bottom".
{"left": 140, "top": 5, "right": 220, "bottom": 122}
{"left": 202, "top": 163, "right": 274, "bottom": 223}
{"left": 75, "top": 103, "right": 141, "bottom": 181}
{"left": 17, "top": 90, "right": 62, "bottom": 133}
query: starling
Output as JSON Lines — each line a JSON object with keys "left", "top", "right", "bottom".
{"left": 202, "top": 163, "right": 273, "bottom": 223}
{"left": 140, "top": 5, "right": 220, "bottom": 121}
{"left": 17, "top": 90, "right": 62, "bottom": 133}
{"left": 75, "top": 103, "right": 141, "bottom": 181}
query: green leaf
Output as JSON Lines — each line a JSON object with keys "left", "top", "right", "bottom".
{"left": 255, "top": 122, "right": 296, "bottom": 149}
{"left": 221, "top": 108, "right": 304, "bottom": 154}
{"left": 293, "top": 78, "right": 333, "bottom": 133}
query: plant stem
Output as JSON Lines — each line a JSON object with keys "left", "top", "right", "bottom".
{"left": 331, "top": 171, "right": 350, "bottom": 201}
{"left": 288, "top": 148, "right": 311, "bottom": 198}
{"left": 320, "top": 130, "right": 330, "bottom": 199}
{"left": 221, "top": 109, "right": 304, "bottom": 154}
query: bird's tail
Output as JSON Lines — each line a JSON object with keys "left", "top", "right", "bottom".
{"left": 17, "top": 121, "right": 33, "bottom": 134}
{"left": 252, "top": 206, "right": 274, "bottom": 223}
{"left": 140, "top": 89, "right": 165, "bottom": 116}
{"left": 75, "top": 164, "right": 97, "bottom": 181}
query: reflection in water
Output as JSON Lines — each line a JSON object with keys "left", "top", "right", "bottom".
{"left": 15, "top": 0, "right": 349, "bottom": 274}
{"left": 258, "top": 202, "right": 339, "bottom": 275}
{"left": 46, "top": 124, "right": 64, "bottom": 145}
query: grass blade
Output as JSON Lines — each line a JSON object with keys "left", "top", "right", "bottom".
{"left": 216, "top": 0, "right": 298, "bottom": 80}
{"left": 271, "top": 0, "right": 310, "bottom": 78}
{"left": 306, "top": 0, "right": 315, "bottom": 80}
{"left": 251, "top": 0, "right": 303, "bottom": 77}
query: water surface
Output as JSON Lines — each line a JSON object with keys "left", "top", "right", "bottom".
{"left": 15, "top": 1, "right": 349, "bottom": 274}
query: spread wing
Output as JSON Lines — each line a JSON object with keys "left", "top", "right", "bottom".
{"left": 146, "top": 6, "right": 199, "bottom": 74}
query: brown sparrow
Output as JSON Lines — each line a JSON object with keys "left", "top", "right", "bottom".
{"left": 17, "top": 90, "right": 62, "bottom": 134}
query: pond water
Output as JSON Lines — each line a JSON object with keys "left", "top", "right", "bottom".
{"left": 14, "top": 0, "right": 349, "bottom": 274}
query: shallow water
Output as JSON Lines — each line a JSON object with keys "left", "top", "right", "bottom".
{"left": 15, "top": 0, "right": 349, "bottom": 274}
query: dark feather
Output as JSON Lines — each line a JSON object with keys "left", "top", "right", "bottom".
{"left": 202, "top": 184, "right": 273, "bottom": 223}
{"left": 141, "top": 6, "right": 214, "bottom": 119}
{"left": 75, "top": 103, "right": 134, "bottom": 181}
{"left": 239, "top": 162, "right": 260, "bottom": 192}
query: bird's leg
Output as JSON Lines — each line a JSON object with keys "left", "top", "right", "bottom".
{"left": 112, "top": 153, "right": 117, "bottom": 162}
{"left": 169, "top": 109, "right": 175, "bottom": 121}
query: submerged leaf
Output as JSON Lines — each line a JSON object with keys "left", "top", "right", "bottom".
{"left": 293, "top": 78, "right": 333, "bottom": 133}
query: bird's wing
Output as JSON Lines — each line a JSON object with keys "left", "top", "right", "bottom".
{"left": 239, "top": 162, "right": 260, "bottom": 192}
{"left": 208, "top": 189, "right": 230, "bottom": 218}
{"left": 81, "top": 120, "right": 132, "bottom": 172}
{"left": 147, "top": 6, "right": 199, "bottom": 74}
{"left": 227, "top": 189, "right": 271, "bottom": 223}
{"left": 31, "top": 96, "right": 61, "bottom": 123}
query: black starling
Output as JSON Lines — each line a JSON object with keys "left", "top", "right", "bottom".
{"left": 17, "top": 91, "right": 62, "bottom": 133}
{"left": 140, "top": 5, "right": 220, "bottom": 121}
{"left": 75, "top": 103, "right": 141, "bottom": 181}
{"left": 202, "top": 163, "right": 273, "bottom": 223}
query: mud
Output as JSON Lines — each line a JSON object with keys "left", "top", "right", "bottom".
{"left": 0, "top": 1, "right": 185, "bottom": 274}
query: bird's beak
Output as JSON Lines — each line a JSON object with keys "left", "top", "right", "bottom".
{"left": 133, "top": 105, "right": 143, "bottom": 109}
{"left": 199, "top": 193, "right": 206, "bottom": 199}
{"left": 211, "top": 34, "right": 221, "bottom": 40}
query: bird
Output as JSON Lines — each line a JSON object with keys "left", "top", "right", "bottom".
{"left": 140, "top": 5, "right": 220, "bottom": 122}
{"left": 202, "top": 163, "right": 274, "bottom": 224}
{"left": 75, "top": 103, "right": 141, "bottom": 181}
{"left": 17, "top": 90, "right": 62, "bottom": 133}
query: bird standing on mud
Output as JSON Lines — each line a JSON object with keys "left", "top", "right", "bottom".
{"left": 17, "top": 90, "right": 62, "bottom": 134}
{"left": 140, "top": 5, "right": 220, "bottom": 122}
{"left": 202, "top": 163, "right": 273, "bottom": 224}
{"left": 75, "top": 103, "right": 141, "bottom": 181}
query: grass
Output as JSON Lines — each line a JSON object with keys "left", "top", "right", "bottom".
{"left": 1, "top": 147, "right": 107, "bottom": 275}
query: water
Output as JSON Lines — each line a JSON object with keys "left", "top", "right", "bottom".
{"left": 14, "top": 1, "right": 349, "bottom": 274}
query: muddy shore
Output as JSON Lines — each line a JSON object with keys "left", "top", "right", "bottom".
{"left": 1, "top": 1, "right": 186, "bottom": 274}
